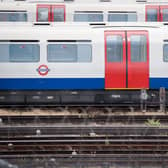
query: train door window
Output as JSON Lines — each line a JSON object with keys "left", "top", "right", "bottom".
{"left": 162, "top": 9, "right": 168, "bottom": 21}
{"left": 0, "top": 11, "right": 27, "bottom": 22}
{"left": 163, "top": 44, "right": 168, "bottom": 62}
{"left": 37, "top": 5, "right": 51, "bottom": 22}
{"left": 146, "top": 6, "right": 159, "bottom": 21}
{"left": 106, "top": 35, "right": 123, "bottom": 62}
{"left": 160, "top": 6, "right": 168, "bottom": 21}
{"left": 47, "top": 40, "right": 92, "bottom": 62}
{"left": 108, "top": 12, "right": 137, "bottom": 22}
{"left": 0, "top": 41, "right": 40, "bottom": 62}
{"left": 51, "top": 5, "right": 65, "bottom": 22}
{"left": 130, "top": 35, "right": 147, "bottom": 62}
{"left": 74, "top": 11, "right": 103, "bottom": 22}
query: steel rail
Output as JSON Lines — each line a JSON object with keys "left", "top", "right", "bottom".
{"left": 0, "top": 115, "right": 167, "bottom": 124}
{"left": 0, "top": 126, "right": 167, "bottom": 136}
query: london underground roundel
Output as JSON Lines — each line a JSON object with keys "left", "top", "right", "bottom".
{"left": 37, "top": 65, "right": 50, "bottom": 76}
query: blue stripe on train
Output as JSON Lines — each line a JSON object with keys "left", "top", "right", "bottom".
{"left": 0, "top": 78, "right": 105, "bottom": 90}
{"left": 150, "top": 78, "right": 168, "bottom": 89}
{"left": 0, "top": 78, "right": 168, "bottom": 90}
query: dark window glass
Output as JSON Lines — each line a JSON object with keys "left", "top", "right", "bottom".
{"left": 162, "top": 9, "right": 168, "bottom": 21}
{"left": 0, "top": 12, "right": 27, "bottom": 22}
{"left": 108, "top": 12, "right": 137, "bottom": 22}
{"left": 0, "top": 43, "right": 40, "bottom": 62}
{"left": 146, "top": 8, "right": 158, "bottom": 21}
{"left": 163, "top": 44, "right": 168, "bottom": 62}
{"left": 130, "top": 35, "right": 147, "bottom": 62}
{"left": 47, "top": 43, "right": 92, "bottom": 62}
{"left": 106, "top": 35, "right": 123, "bottom": 62}
{"left": 53, "top": 7, "right": 64, "bottom": 21}
{"left": 74, "top": 11, "right": 103, "bottom": 22}
{"left": 38, "top": 7, "right": 49, "bottom": 22}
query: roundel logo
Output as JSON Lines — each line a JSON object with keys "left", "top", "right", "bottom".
{"left": 37, "top": 65, "right": 50, "bottom": 76}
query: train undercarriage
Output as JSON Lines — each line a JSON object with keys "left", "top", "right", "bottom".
{"left": 0, "top": 88, "right": 167, "bottom": 107}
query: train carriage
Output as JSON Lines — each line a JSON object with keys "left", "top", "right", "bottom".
{"left": 1, "top": 1, "right": 168, "bottom": 22}
{"left": 0, "top": 23, "right": 167, "bottom": 105}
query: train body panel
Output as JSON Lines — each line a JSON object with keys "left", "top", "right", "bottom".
{"left": 2, "top": 2, "right": 168, "bottom": 23}
{"left": 0, "top": 24, "right": 104, "bottom": 90}
{"left": 0, "top": 23, "right": 167, "bottom": 91}
{"left": 0, "top": 23, "right": 168, "bottom": 105}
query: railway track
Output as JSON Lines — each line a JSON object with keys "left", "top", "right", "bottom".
{"left": 1, "top": 154, "right": 168, "bottom": 168}
{"left": 0, "top": 107, "right": 167, "bottom": 167}
{"left": 0, "top": 114, "right": 167, "bottom": 126}
{"left": 0, "top": 126, "right": 168, "bottom": 155}
{"left": 0, "top": 106, "right": 167, "bottom": 127}
{"left": 0, "top": 126, "right": 167, "bottom": 136}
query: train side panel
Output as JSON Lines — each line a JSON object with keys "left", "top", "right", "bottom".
{"left": 149, "top": 28, "right": 168, "bottom": 89}
{"left": 0, "top": 26, "right": 105, "bottom": 90}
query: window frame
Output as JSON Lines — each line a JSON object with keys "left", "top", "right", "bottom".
{"left": 0, "top": 40, "right": 40, "bottom": 63}
{"left": 0, "top": 10, "right": 27, "bottom": 22}
{"left": 36, "top": 4, "right": 51, "bottom": 22}
{"left": 51, "top": 5, "right": 66, "bottom": 22}
{"left": 106, "top": 34, "right": 124, "bottom": 63}
{"left": 129, "top": 34, "right": 147, "bottom": 63}
{"left": 47, "top": 40, "right": 92, "bottom": 63}
{"left": 163, "top": 43, "right": 168, "bottom": 62}
{"left": 107, "top": 11, "right": 137, "bottom": 22}
{"left": 160, "top": 5, "right": 168, "bottom": 22}
{"left": 145, "top": 5, "right": 160, "bottom": 22}
{"left": 73, "top": 11, "right": 104, "bottom": 22}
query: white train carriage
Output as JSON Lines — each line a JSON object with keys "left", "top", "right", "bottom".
{"left": 0, "top": 22, "right": 168, "bottom": 105}
{"left": 1, "top": 2, "right": 168, "bottom": 22}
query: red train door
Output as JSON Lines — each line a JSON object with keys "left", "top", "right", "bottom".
{"left": 105, "top": 31, "right": 126, "bottom": 89}
{"left": 51, "top": 5, "right": 66, "bottom": 22}
{"left": 127, "top": 31, "right": 149, "bottom": 89}
{"left": 105, "top": 31, "right": 149, "bottom": 89}
{"left": 145, "top": 5, "right": 160, "bottom": 22}
{"left": 36, "top": 4, "right": 51, "bottom": 22}
{"left": 160, "top": 6, "right": 168, "bottom": 22}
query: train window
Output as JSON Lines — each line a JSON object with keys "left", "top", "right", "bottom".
{"left": 108, "top": 12, "right": 137, "bottom": 22}
{"left": 37, "top": 7, "right": 49, "bottom": 22}
{"left": 0, "top": 43, "right": 40, "bottom": 62}
{"left": 130, "top": 35, "right": 147, "bottom": 62}
{"left": 10, "top": 44, "right": 40, "bottom": 62}
{"left": 163, "top": 44, "right": 168, "bottom": 62}
{"left": 146, "top": 6, "right": 160, "bottom": 22}
{"left": 52, "top": 6, "right": 65, "bottom": 22}
{"left": 162, "top": 9, "right": 168, "bottom": 21}
{"left": 146, "top": 8, "right": 158, "bottom": 21}
{"left": 47, "top": 42, "right": 92, "bottom": 62}
{"left": 74, "top": 11, "right": 103, "bottom": 22}
{"left": 106, "top": 35, "right": 123, "bottom": 62}
{"left": 0, "top": 12, "right": 27, "bottom": 22}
